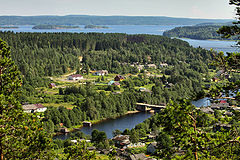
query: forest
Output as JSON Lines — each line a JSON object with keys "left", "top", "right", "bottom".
{"left": 163, "top": 25, "right": 238, "bottom": 40}
{"left": 0, "top": 31, "right": 217, "bottom": 129}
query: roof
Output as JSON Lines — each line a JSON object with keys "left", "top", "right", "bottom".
{"left": 113, "top": 135, "right": 129, "bottom": 141}
{"left": 22, "top": 104, "right": 46, "bottom": 110}
{"left": 70, "top": 74, "right": 83, "bottom": 77}
{"left": 130, "top": 153, "right": 147, "bottom": 160}
{"left": 220, "top": 100, "right": 227, "bottom": 103}
{"left": 200, "top": 107, "right": 214, "bottom": 114}
{"left": 148, "top": 142, "right": 157, "bottom": 147}
{"left": 113, "top": 82, "right": 121, "bottom": 86}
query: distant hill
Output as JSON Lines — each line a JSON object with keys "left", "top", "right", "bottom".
{"left": 0, "top": 15, "right": 232, "bottom": 25}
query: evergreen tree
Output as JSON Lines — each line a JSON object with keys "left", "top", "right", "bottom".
{"left": 0, "top": 39, "right": 53, "bottom": 159}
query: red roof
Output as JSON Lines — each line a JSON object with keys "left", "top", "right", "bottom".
{"left": 220, "top": 100, "right": 227, "bottom": 103}
{"left": 71, "top": 74, "right": 83, "bottom": 77}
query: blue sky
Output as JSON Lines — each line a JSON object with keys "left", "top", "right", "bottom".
{"left": 0, "top": 0, "right": 236, "bottom": 19}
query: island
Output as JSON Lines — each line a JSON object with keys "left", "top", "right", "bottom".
{"left": 163, "top": 24, "right": 238, "bottom": 40}
{"left": 32, "top": 25, "right": 80, "bottom": 29}
{"left": 0, "top": 26, "right": 18, "bottom": 29}
{"left": 84, "top": 25, "right": 109, "bottom": 29}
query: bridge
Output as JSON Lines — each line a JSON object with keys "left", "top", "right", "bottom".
{"left": 135, "top": 103, "right": 166, "bottom": 112}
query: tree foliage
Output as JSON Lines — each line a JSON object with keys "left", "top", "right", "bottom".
{"left": 0, "top": 39, "right": 53, "bottom": 160}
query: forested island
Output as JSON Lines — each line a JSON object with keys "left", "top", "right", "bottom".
{"left": 84, "top": 25, "right": 109, "bottom": 29}
{"left": 0, "top": 26, "right": 18, "bottom": 29}
{"left": 163, "top": 25, "right": 238, "bottom": 40}
{"left": 32, "top": 24, "right": 80, "bottom": 29}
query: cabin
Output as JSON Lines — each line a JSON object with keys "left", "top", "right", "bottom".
{"left": 112, "top": 135, "right": 130, "bottom": 148}
{"left": 83, "top": 121, "right": 92, "bottom": 127}
{"left": 60, "top": 128, "right": 69, "bottom": 133}
{"left": 22, "top": 104, "right": 47, "bottom": 113}
{"left": 146, "top": 64, "right": 157, "bottom": 69}
{"left": 160, "top": 63, "right": 168, "bottom": 67}
{"left": 114, "top": 75, "right": 125, "bottom": 81}
{"left": 212, "top": 77, "right": 219, "bottom": 82}
{"left": 68, "top": 74, "right": 83, "bottom": 80}
{"left": 112, "top": 82, "right": 121, "bottom": 86}
{"left": 49, "top": 83, "right": 56, "bottom": 88}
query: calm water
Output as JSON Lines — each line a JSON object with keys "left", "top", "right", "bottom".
{"left": 55, "top": 112, "right": 152, "bottom": 139}
{"left": 3, "top": 25, "right": 235, "bottom": 139}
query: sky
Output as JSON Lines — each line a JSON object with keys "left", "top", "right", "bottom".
{"left": 0, "top": 0, "right": 236, "bottom": 19}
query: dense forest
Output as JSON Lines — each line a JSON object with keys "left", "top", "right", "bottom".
{"left": 0, "top": 15, "right": 231, "bottom": 25}
{"left": 0, "top": 31, "right": 216, "bottom": 129}
{"left": 163, "top": 25, "right": 238, "bottom": 40}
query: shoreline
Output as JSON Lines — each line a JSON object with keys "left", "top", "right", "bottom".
{"left": 55, "top": 110, "right": 143, "bottom": 136}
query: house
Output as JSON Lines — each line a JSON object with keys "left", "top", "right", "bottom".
{"left": 112, "top": 135, "right": 130, "bottom": 148}
{"left": 112, "top": 82, "right": 121, "bottom": 86}
{"left": 160, "top": 63, "right": 168, "bottom": 67}
{"left": 49, "top": 83, "right": 56, "bottom": 88}
{"left": 147, "top": 142, "right": 157, "bottom": 154}
{"left": 22, "top": 104, "right": 47, "bottom": 113}
{"left": 83, "top": 121, "right": 92, "bottom": 127}
{"left": 60, "top": 128, "right": 69, "bottom": 133}
{"left": 212, "top": 77, "right": 219, "bottom": 82}
{"left": 114, "top": 75, "right": 125, "bottom": 81}
{"left": 137, "top": 65, "right": 145, "bottom": 71}
{"left": 139, "top": 88, "right": 151, "bottom": 93}
{"left": 108, "top": 80, "right": 115, "bottom": 85}
{"left": 200, "top": 107, "right": 214, "bottom": 114}
{"left": 68, "top": 74, "right": 83, "bottom": 80}
{"left": 146, "top": 64, "right": 157, "bottom": 69}
{"left": 92, "top": 70, "right": 108, "bottom": 76}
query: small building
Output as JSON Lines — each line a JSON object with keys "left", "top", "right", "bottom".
{"left": 49, "top": 83, "right": 56, "bottom": 88}
{"left": 108, "top": 80, "right": 115, "bottom": 85}
{"left": 160, "top": 63, "right": 168, "bottom": 67}
{"left": 212, "top": 77, "right": 219, "bottom": 82}
{"left": 22, "top": 104, "right": 47, "bottom": 113}
{"left": 68, "top": 74, "right": 83, "bottom": 81}
{"left": 60, "top": 128, "right": 69, "bottom": 133}
{"left": 92, "top": 70, "right": 108, "bottom": 76}
{"left": 112, "top": 135, "right": 130, "bottom": 148}
{"left": 114, "top": 75, "right": 125, "bottom": 81}
{"left": 112, "top": 82, "right": 121, "bottom": 86}
{"left": 146, "top": 64, "right": 157, "bottom": 69}
{"left": 139, "top": 88, "right": 151, "bottom": 93}
{"left": 147, "top": 142, "right": 157, "bottom": 154}
{"left": 83, "top": 121, "right": 92, "bottom": 127}
{"left": 165, "top": 83, "right": 174, "bottom": 88}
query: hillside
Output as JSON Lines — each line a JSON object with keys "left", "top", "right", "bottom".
{"left": 0, "top": 15, "right": 232, "bottom": 25}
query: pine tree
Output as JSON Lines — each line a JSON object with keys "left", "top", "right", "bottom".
{"left": 0, "top": 39, "right": 53, "bottom": 159}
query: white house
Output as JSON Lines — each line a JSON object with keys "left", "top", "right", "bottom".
{"left": 68, "top": 74, "right": 83, "bottom": 80}
{"left": 92, "top": 70, "right": 108, "bottom": 76}
{"left": 22, "top": 104, "right": 47, "bottom": 113}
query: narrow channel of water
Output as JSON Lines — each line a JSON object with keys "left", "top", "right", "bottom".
{"left": 54, "top": 112, "right": 152, "bottom": 139}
